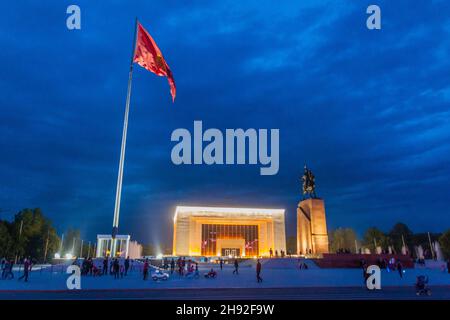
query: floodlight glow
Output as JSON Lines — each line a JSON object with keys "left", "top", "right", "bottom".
{"left": 156, "top": 254, "right": 163, "bottom": 259}
{"left": 173, "top": 205, "right": 287, "bottom": 257}
{"left": 54, "top": 253, "right": 60, "bottom": 259}
{"left": 174, "top": 206, "right": 285, "bottom": 222}
{"left": 65, "top": 253, "right": 73, "bottom": 259}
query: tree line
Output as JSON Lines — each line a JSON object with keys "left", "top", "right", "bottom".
{"left": 3, "top": 209, "right": 449, "bottom": 261}
{"left": 286, "top": 223, "right": 450, "bottom": 259}
{"left": 0, "top": 208, "right": 93, "bottom": 263}
{"left": 328, "top": 223, "right": 450, "bottom": 259}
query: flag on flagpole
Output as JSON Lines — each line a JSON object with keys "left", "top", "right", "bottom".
{"left": 133, "top": 22, "right": 176, "bottom": 102}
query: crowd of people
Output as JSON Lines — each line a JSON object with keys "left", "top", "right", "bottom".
{"left": 150, "top": 256, "right": 265, "bottom": 283}
{"left": 1, "top": 255, "right": 264, "bottom": 284}
{"left": 71, "top": 255, "right": 133, "bottom": 279}
{"left": 2, "top": 253, "right": 449, "bottom": 289}
{"left": 268, "top": 248, "right": 288, "bottom": 258}
{"left": 1, "top": 257, "right": 33, "bottom": 282}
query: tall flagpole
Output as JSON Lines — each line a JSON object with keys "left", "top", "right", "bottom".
{"left": 110, "top": 17, "right": 139, "bottom": 258}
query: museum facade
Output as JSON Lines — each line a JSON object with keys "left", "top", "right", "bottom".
{"left": 173, "top": 206, "right": 286, "bottom": 257}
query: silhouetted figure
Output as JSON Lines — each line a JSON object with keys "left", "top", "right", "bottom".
{"left": 113, "top": 258, "right": 120, "bottom": 279}
{"left": 256, "top": 259, "right": 263, "bottom": 283}
{"left": 103, "top": 257, "right": 108, "bottom": 275}
{"left": 18, "top": 258, "right": 30, "bottom": 282}
{"left": 143, "top": 258, "right": 149, "bottom": 280}
{"left": 233, "top": 259, "right": 239, "bottom": 275}
{"left": 170, "top": 258, "right": 175, "bottom": 274}
{"left": 124, "top": 256, "right": 130, "bottom": 276}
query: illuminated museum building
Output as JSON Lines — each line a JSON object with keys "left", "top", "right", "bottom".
{"left": 173, "top": 206, "right": 286, "bottom": 257}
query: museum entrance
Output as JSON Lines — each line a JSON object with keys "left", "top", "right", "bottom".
{"left": 201, "top": 224, "right": 259, "bottom": 256}
{"left": 221, "top": 248, "right": 240, "bottom": 257}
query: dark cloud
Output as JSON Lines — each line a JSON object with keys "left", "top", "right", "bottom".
{"left": 1, "top": 0, "right": 449, "bottom": 244}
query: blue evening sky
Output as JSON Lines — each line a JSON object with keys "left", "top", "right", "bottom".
{"left": 1, "top": 0, "right": 449, "bottom": 246}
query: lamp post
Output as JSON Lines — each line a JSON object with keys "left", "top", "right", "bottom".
{"left": 71, "top": 238, "right": 76, "bottom": 257}
{"left": 87, "top": 241, "right": 91, "bottom": 259}
{"left": 14, "top": 220, "right": 23, "bottom": 264}
{"left": 373, "top": 238, "right": 378, "bottom": 254}
{"left": 43, "top": 229, "right": 50, "bottom": 263}
{"left": 427, "top": 232, "right": 435, "bottom": 260}
{"left": 59, "top": 233, "right": 64, "bottom": 255}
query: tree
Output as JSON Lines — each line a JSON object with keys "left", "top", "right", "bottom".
{"left": 0, "top": 221, "right": 13, "bottom": 258}
{"left": 11, "top": 208, "right": 60, "bottom": 262}
{"left": 389, "top": 222, "right": 413, "bottom": 253}
{"left": 439, "top": 229, "right": 450, "bottom": 260}
{"left": 329, "top": 228, "right": 358, "bottom": 253}
{"left": 363, "top": 227, "right": 388, "bottom": 253}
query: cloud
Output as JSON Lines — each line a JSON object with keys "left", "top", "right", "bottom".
{"left": 1, "top": 0, "right": 449, "bottom": 244}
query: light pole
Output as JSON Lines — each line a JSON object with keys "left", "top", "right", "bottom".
{"left": 59, "top": 233, "right": 64, "bottom": 256}
{"left": 427, "top": 232, "right": 435, "bottom": 260}
{"left": 71, "top": 238, "right": 76, "bottom": 257}
{"left": 14, "top": 220, "right": 23, "bottom": 264}
{"left": 87, "top": 241, "right": 91, "bottom": 259}
{"left": 43, "top": 229, "right": 50, "bottom": 263}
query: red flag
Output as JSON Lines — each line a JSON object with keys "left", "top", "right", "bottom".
{"left": 133, "top": 22, "right": 176, "bottom": 102}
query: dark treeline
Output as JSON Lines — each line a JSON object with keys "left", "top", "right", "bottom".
{"left": 328, "top": 222, "right": 450, "bottom": 259}
{"left": 2, "top": 209, "right": 449, "bottom": 262}
{"left": 0, "top": 208, "right": 60, "bottom": 263}
{"left": 287, "top": 223, "right": 450, "bottom": 260}
{"left": 0, "top": 208, "right": 94, "bottom": 263}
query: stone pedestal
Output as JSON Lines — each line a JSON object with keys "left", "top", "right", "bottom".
{"left": 297, "top": 198, "right": 329, "bottom": 255}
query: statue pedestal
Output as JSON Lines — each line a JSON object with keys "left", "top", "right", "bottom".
{"left": 297, "top": 198, "right": 329, "bottom": 255}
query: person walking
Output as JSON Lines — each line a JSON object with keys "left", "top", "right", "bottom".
{"left": 113, "top": 258, "right": 120, "bottom": 279}
{"left": 120, "top": 264, "right": 125, "bottom": 278}
{"left": 397, "top": 261, "right": 403, "bottom": 278}
{"left": 362, "top": 260, "right": 368, "bottom": 285}
{"left": 269, "top": 248, "right": 273, "bottom": 258}
{"left": 2, "top": 260, "right": 14, "bottom": 280}
{"left": 18, "top": 258, "right": 30, "bottom": 282}
{"left": 233, "top": 259, "right": 239, "bottom": 275}
{"left": 143, "top": 258, "right": 149, "bottom": 280}
{"left": 170, "top": 258, "right": 175, "bottom": 274}
{"left": 103, "top": 257, "right": 108, "bottom": 275}
{"left": 88, "top": 258, "right": 94, "bottom": 276}
{"left": 256, "top": 259, "right": 263, "bottom": 283}
{"left": 194, "top": 263, "right": 199, "bottom": 278}
{"left": 124, "top": 256, "right": 130, "bottom": 276}
{"left": 220, "top": 258, "right": 223, "bottom": 271}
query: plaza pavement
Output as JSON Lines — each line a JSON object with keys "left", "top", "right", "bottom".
{"left": 0, "top": 258, "right": 448, "bottom": 299}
